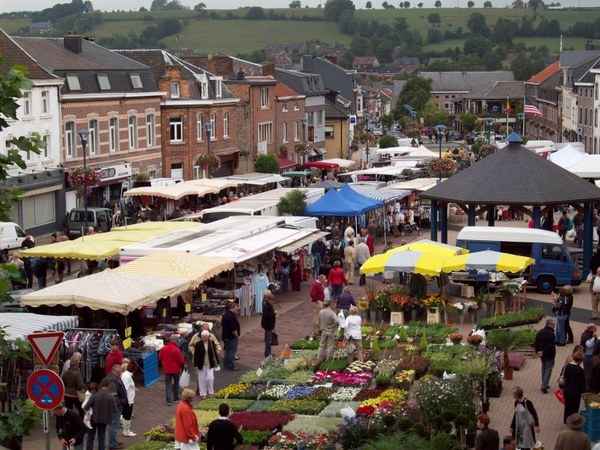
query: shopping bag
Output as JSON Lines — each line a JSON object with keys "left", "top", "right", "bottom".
{"left": 554, "top": 388, "right": 565, "bottom": 404}
{"left": 179, "top": 369, "right": 190, "bottom": 388}
{"left": 271, "top": 332, "right": 279, "bottom": 346}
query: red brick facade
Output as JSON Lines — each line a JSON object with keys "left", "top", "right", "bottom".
{"left": 273, "top": 82, "right": 305, "bottom": 163}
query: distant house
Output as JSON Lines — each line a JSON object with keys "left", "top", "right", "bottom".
{"left": 324, "top": 94, "right": 350, "bottom": 160}
{"left": 29, "top": 21, "right": 52, "bottom": 34}
{"left": 391, "top": 56, "right": 420, "bottom": 73}
{"left": 525, "top": 60, "right": 561, "bottom": 142}
{"left": 353, "top": 56, "right": 380, "bottom": 72}
{"left": 465, "top": 81, "right": 525, "bottom": 115}
{"left": 419, "top": 71, "right": 514, "bottom": 114}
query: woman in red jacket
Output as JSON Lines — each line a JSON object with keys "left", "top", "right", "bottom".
{"left": 328, "top": 260, "right": 347, "bottom": 300}
{"left": 175, "top": 388, "right": 200, "bottom": 450}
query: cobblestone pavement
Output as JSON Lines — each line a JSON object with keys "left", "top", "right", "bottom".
{"left": 23, "top": 224, "right": 595, "bottom": 449}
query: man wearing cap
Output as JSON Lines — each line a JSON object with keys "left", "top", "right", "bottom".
{"left": 53, "top": 403, "right": 85, "bottom": 450}
{"left": 554, "top": 413, "right": 591, "bottom": 450}
{"left": 317, "top": 298, "right": 339, "bottom": 364}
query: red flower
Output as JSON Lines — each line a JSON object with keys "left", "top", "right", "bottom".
{"left": 229, "top": 411, "right": 294, "bottom": 431}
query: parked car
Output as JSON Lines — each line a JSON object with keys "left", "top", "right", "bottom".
{"left": 66, "top": 207, "right": 112, "bottom": 238}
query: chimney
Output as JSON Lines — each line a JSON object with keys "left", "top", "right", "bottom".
{"left": 262, "top": 62, "right": 275, "bottom": 77}
{"left": 64, "top": 35, "right": 82, "bottom": 54}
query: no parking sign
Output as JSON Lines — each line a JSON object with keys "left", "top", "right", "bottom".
{"left": 26, "top": 368, "right": 64, "bottom": 411}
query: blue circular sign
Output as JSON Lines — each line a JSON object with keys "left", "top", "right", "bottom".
{"left": 27, "top": 369, "right": 64, "bottom": 410}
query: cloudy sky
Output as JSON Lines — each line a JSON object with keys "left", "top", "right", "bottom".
{"left": 0, "top": 0, "right": 597, "bottom": 12}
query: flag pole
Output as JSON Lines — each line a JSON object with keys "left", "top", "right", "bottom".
{"left": 506, "top": 96, "right": 510, "bottom": 140}
{"left": 522, "top": 95, "right": 526, "bottom": 137}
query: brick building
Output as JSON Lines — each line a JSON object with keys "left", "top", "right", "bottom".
{"left": 120, "top": 50, "right": 241, "bottom": 179}
{"left": 15, "top": 35, "right": 163, "bottom": 208}
{"left": 273, "top": 81, "right": 305, "bottom": 169}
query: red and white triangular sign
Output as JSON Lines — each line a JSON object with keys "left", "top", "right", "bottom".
{"left": 27, "top": 332, "right": 64, "bottom": 366}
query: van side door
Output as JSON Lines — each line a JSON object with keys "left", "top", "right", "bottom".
{"left": 536, "top": 244, "right": 571, "bottom": 285}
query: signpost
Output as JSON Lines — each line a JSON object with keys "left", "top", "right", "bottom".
{"left": 26, "top": 332, "right": 64, "bottom": 450}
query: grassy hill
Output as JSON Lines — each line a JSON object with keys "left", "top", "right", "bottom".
{"left": 2, "top": 7, "right": 600, "bottom": 55}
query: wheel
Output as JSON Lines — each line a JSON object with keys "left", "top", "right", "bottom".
{"left": 537, "top": 275, "right": 556, "bottom": 294}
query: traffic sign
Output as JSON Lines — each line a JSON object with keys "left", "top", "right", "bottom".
{"left": 27, "top": 332, "right": 63, "bottom": 366}
{"left": 27, "top": 369, "right": 64, "bottom": 410}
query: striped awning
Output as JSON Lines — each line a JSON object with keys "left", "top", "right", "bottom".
{"left": 277, "top": 231, "right": 329, "bottom": 254}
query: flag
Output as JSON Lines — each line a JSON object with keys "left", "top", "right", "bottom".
{"left": 505, "top": 98, "right": 512, "bottom": 113}
{"left": 524, "top": 104, "right": 542, "bottom": 117}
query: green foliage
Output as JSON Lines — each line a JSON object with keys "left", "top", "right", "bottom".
{"left": 291, "top": 338, "right": 320, "bottom": 350}
{"left": 0, "top": 400, "right": 40, "bottom": 443}
{"left": 467, "top": 12, "right": 489, "bottom": 35}
{"left": 277, "top": 189, "right": 306, "bottom": 216}
{"left": 240, "top": 429, "right": 272, "bottom": 445}
{"left": 378, "top": 134, "right": 399, "bottom": 148}
{"left": 460, "top": 112, "right": 478, "bottom": 132}
{"left": 126, "top": 441, "right": 177, "bottom": 450}
{"left": 246, "top": 6, "right": 266, "bottom": 19}
{"left": 195, "top": 398, "right": 254, "bottom": 411}
{"left": 324, "top": 0, "right": 355, "bottom": 21}
{"left": 487, "top": 328, "right": 535, "bottom": 350}
{"left": 270, "top": 399, "right": 328, "bottom": 414}
{"left": 422, "top": 99, "right": 450, "bottom": 126}
{"left": 319, "top": 358, "right": 349, "bottom": 371}
{"left": 478, "top": 307, "right": 544, "bottom": 330}
{"left": 395, "top": 75, "right": 432, "bottom": 117}
{"left": 385, "top": 323, "right": 457, "bottom": 343}
{"left": 254, "top": 154, "right": 280, "bottom": 173}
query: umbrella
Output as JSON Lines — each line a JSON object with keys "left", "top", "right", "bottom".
{"left": 359, "top": 239, "right": 467, "bottom": 275}
{"left": 441, "top": 250, "right": 534, "bottom": 274}
{"left": 383, "top": 250, "right": 446, "bottom": 276}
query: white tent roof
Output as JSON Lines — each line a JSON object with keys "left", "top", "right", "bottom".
{"left": 350, "top": 184, "right": 411, "bottom": 202}
{"left": 225, "top": 173, "right": 287, "bottom": 185}
{"left": 320, "top": 158, "right": 357, "bottom": 168}
{"left": 124, "top": 180, "right": 220, "bottom": 200}
{"left": 387, "top": 177, "right": 445, "bottom": 192}
{"left": 375, "top": 145, "right": 437, "bottom": 159}
{"left": 548, "top": 142, "right": 586, "bottom": 169}
{"left": 568, "top": 155, "right": 600, "bottom": 178}
{"left": 0, "top": 313, "right": 78, "bottom": 341}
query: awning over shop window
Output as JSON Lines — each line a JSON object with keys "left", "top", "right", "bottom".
{"left": 277, "top": 231, "right": 329, "bottom": 254}
{"left": 0, "top": 313, "right": 78, "bottom": 341}
{"left": 278, "top": 158, "right": 298, "bottom": 170}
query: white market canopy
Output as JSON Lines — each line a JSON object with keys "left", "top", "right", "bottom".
{"left": 319, "top": 158, "right": 357, "bottom": 169}
{"left": 350, "top": 184, "right": 411, "bottom": 203}
{"left": 376, "top": 145, "right": 438, "bottom": 160}
{"left": 125, "top": 180, "right": 221, "bottom": 200}
{"left": 344, "top": 162, "right": 419, "bottom": 178}
{"left": 548, "top": 142, "right": 586, "bottom": 169}
{"left": 0, "top": 313, "right": 78, "bottom": 341}
{"left": 387, "top": 177, "right": 445, "bottom": 192}
{"left": 21, "top": 253, "right": 233, "bottom": 315}
{"left": 225, "top": 173, "right": 287, "bottom": 186}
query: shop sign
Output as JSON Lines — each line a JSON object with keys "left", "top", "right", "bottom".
{"left": 97, "top": 164, "right": 132, "bottom": 182}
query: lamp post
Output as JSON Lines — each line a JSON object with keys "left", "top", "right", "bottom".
{"left": 434, "top": 124, "right": 447, "bottom": 182}
{"left": 365, "top": 127, "right": 371, "bottom": 168}
{"left": 78, "top": 128, "right": 89, "bottom": 235}
{"left": 204, "top": 119, "right": 212, "bottom": 178}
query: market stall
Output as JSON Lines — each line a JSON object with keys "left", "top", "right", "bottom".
{"left": 0, "top": 312, "right": 78, "bottom": 341}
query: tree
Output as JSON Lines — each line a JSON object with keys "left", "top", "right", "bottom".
{"left": 366, "top": 0, "right": 372, "bottom": 7}
{"left": 512, "top": 0, "right": 525, "bottom": 6}
{"left": 193, "top": 2, "right": 206, "bottom": 10}
{"left": 381, "top": 114, "right": 394, "bottom": 131}
{"left": 278, "top": 190, "right": 306, "bottom": 216}
{"left": 483, "top": 0, "right": 492, "bottom": 5}
{"left": 255, "top": 154, "right": 279, "bottom": 173}
{"left": 350, "top": 36, "right": 371, "bottom": 55}
{"left": 378, "top": 134, "right": 399, "bottom": 148}
{"left": 493, "top": 17, "right": 517, "bottom": 44}
{"left": 427, "top": 13, "right": 441, "bottom": 25}
{"left": 150, "top": 0, "right": 167, "bottom": 10}
{"left": 422, "top": 100, "right": 449, "bottom": 126}
{"left": 324, "top": 0, "right": 355, "bottom": 21}
{"left": 467, "top": 13, "right": 489, "bottom": 35}
{"left": 464, "top": 35, "right": 493, "bottom": 57}
{"left": 528, "top": 0, "right": 545, "bottom": 10}
{"left": 246, "top": 6, "right": 265, "bottom": 19}
{"left": 404, "top": 1, "right": 410, "bottom": 7}
{"left": 435, "top": 0, "right": 442, "bottom": 7}
{"left": 395, "top": 75, "right": 432, "bottom": 117}
{"left": 467, "top": 0, "right": 474, "bottom": 6}
{"left": 417, "top": 1, "right": 423, "bottom": 6}
{"left": 290, "top": 0, "right": 302, "bottom": 6}
{"left": 459, "top": 112, "right": 478, "bottom": 132}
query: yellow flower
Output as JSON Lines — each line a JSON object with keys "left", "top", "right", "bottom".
{"left": 215, "top": 383, "right": 249, "bottom": 398}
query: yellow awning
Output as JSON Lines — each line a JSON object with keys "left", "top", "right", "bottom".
{"left": 20, "top": 222, "right": 201, "bottom": 260}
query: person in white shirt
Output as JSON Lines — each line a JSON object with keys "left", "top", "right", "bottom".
{"left": 344, "top": 306, "right": 363, "bottom": 363}
{"left": 120, "top": 358, "right": 136, "bottom": 437}
{"left": 344, "top": 225, "right": 355, "bottom": 244}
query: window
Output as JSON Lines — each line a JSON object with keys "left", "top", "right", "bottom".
{"left": 215, "top": 79, "right": 222, "bottom": 99}
{"left": 200, "top": 78, "right": 209, "bottom": 99}
{"left": 541, "top": 244, "right": 563, "bottom": 261}
{"left": 223, "top": 112, "right": 229, "bottom": 138}
{"left": 282, "top": 103, "right": 288, "bottom": 112}
{"left": 130, "top": 74, "right": 143, "bottom": 89}
{"left": 65, "top": 121, "right": 75, "bottom": 158}
{"left": 196, "top": 114, "right": 203, "bottom": 142}
{"left": 294, "top": 121, "right": 300, "bottom": 142}
{"left": 41, "top": 134, "right": 49, "bottom": 158}
{"left": 170, "top": 82, "right": 180, "bottom": 99}
{"left": 97, "top": 74, "right": 111, "bottom": 91}
{"left": 193, "top": 165, "right": 201, "bottom": 179}
{"left": 170, "top": 162, "right": 183, "bottom": 179}
{"left": 258, "top": 122, "right": 272, "bottom": 143}
{"left": 260, "top": 87, "right": 269, "bottom": 108}
{"left": 596, "top": 109, "right": 598, "bottom": 128}
{"left": 585, "top": 109, "right": 589, "bottom": 126}
{"left": 210, "top": 113, "right": 216, "bottom": 141}
{"left": 128, "top": 116, "right": 138, "bottom": 149}
{"left": 579, "top": 107, "right": 582, "bottom": 124}
{"left": 170, "top": 117, "right": 183, "bottom": 143}
{"left": 22, "top": 192, "right": 55, "bottom": 229}
{"left": 66, "top": 75, "right": 80, "bottom": 91}
{"left": 109, "top": 117, "right": 119, "bottom": 152}
{"left": 294, "top": 103, "right": 300, "bottom": 111}
{"left": 41, "top": 90, "right": 49, "bottom": 114}
{"left": 282, "top": 122, "right": 288, "bottom": 143}
{"left": 88, "top": 119, "right": 98, "bottom": 155}
{"left": 23, "top": 91, "right": 31, "bottom": 116}
{"left": 596, "top": 83, "right": 599, "bottom": 101}
{"left": 146, "top": 113, "right": 155, "bottom": 147}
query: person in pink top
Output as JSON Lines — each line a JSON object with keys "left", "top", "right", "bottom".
{"left": 328, "top": 260, "right": 346, "bottom": 300}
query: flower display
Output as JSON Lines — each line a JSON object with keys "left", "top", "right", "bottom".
{"left": 246, "top": 400, "right": 275, "bottom": 412}
{"left": 229, "top": 411, "right": 294, "bottom": 431}
{"left": 353, "top": 388, "right": 385, "bottom": 401}
{"left": 285, "top": 369, "right": 315, "bottom": 384}
{"left": 266, "top": 430, "right": 331, "bottom": 449}
{"left": 318, "top": 400, "right": 360, "bottom": 417}
{"left": 374, "top": 359, "right": 400, "bottom": 376}
{"left": 346, "top": 360, "right": 376, "bottom": 373}
{"left": 305, "top": 386, "right": 336, "bottom": 401}
{"left": 285, "top": 385, "right": 316, "bottom": 400}
{"left": 357, "top": 388, "right": 407, "bottom": 416}
{"left": 270, "top": 399, "right": 328, "bottom": 415}
{"left": 283, "top": 415, "right": 342, "bottom": 434}
{"left": 68, "top": 168, "right": 100, "bottom": 189}
{"left": 395, "top": 369, "right": 416, "bottom": 388}
{"left": 422, "top": 295, "right": 443, "bottom": 308}
{"left": 195, "top": 398, "right": 254, "bottom": 411}
{"left": 312, "top": 370, "right": 372, "bottom": 386}
{"left": 214, "top": 383, "right": 249, "bottom": 399}
{"left": 261, "top": 384, "right": 293, "bottom": 400}
{"left": 330, "top": 387, "right": 362, "bottom": 401}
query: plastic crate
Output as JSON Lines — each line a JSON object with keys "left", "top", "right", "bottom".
{"left": 583, "top": 408, "right": 600, "bottom": 442}
{"left": 142, "top": 351, "right": 160, "bottom": 387}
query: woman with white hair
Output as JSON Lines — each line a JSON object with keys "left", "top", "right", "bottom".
{"left": 193, "top": 330, "right": 220, "bottom": 398}
{"left": 344, "top": 306, "right": 363, "bottom": 363}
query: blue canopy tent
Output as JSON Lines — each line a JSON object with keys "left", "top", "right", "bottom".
{"left": 338, "top": 184, "right": 384, "bottom": 211}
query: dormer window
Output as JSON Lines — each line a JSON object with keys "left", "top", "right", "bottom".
{"left": 215, "top": 79, "right": 222, "bottom": 99}
{"left": 171, "top": 81, "right": 181, "bottom": 99}
{"left": 97, "top": 74, "right": 111, "bottom": 91}
{"left": 66, "top": 74, "right": 81, "bottom": 91}
{"left": 200, "top": 79, "right": 209, "bottom": 100}
{"left": 130, "top": 74, "right": 143, "bottom": 89}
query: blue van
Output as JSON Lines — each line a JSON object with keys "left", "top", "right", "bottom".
{"left": 456, "top": 226, "right": 582, "bottom": 293}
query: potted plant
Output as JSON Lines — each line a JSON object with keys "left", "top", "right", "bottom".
{"left": 486, "top": 330, "right": 519, "bottom": 380}
{"left": 0, "top": 400, "right": 39, "bottom": 450}
{"left": 449, "top": 332, "right": 463, "bottom": 345}
{"left": 423, "top": 295, "right": 442, "bottom": 325}
{"left": 197, "top": 153, "right": 219, "bottom": 177}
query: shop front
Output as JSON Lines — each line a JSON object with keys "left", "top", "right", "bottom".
{"left": 89, "top": 163, "right": 133, "bottom": 207}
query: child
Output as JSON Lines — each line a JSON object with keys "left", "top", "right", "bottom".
{"left": 120, "top": 358, "right": 136, "bottom": 437}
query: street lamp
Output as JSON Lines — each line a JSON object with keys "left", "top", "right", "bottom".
{"left": 365, "top": 127, "right": 371, "bottom": 168}
{"left": 433, "top": 124, "right": 447, "bottom": 181}
{"left": 78, "top": 128, "right": 89, "bottom": 235}
{"left": 204, "top": 120, "right": 212, "bottom": 178}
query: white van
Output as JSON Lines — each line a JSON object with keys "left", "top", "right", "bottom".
{"left": 0, "top": 222, "right": 28, "bottom": 251}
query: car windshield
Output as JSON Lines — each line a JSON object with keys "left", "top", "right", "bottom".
{"left": 69, "top": 210, "right": 95, "bottom": 223}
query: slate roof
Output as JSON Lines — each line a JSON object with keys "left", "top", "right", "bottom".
{"left": 421, "top": 142, "right": 600, "bottom": 206}
{"left": 0, "top": 29, "right": 57, "bottom": 80}
{"left": 117, "top": 49, "right": 235, "bottom": 100}
{"left": 527, "top": 61, "right": 560, "bottom": 85}
{"left": 301, "top": 55, "right": 355, "bottom": 102}
{"left": 575, "top": 57, "right": 600, "bottom": 84}
{"left": 274, "top": 68, "right": 327, "bottom": 97}
{"left": 559, "top": 50, "right": 600, "bottom": 68}
{"left": 419, "top": 71, "right": 514, "bottom": 95}
{"left": 324, "top": 100, "right": 349, "bottom": 120}
{"left": 13, "top": 36, "right": 157, "bottom": 95}
{"left": 466, "top": 81, "right": 525, "bottom": 100}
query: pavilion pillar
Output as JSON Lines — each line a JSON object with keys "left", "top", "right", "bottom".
{"left": 584, "top": 201, "right": 593, "bottom": 278}
{"left": 430, "top": 200, "right": 438, "bottom": 242}
{"left": 440, "top": 202, "right": 448, "bottom": 244}
{"left": 467, "top": 205, "right": 476, "bottom": 226}
{"left": 487, "top": 206, "right": 495, "bottom": 226}
{"left": 532, "top": 206, "right": 541, "bottom": 228}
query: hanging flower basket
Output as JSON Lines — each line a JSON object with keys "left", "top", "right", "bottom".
{"left": 197, "top": 153, "right": 219, "bottom": 170}
{"left": 68, "top": 168, "right": 99, "bottom": 190}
